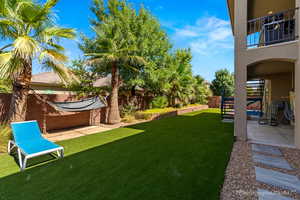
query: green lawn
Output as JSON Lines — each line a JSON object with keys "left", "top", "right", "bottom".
{"left": 0, "top": 109, "right": 233, "bottom": 200}
{"left": 139, "top": 104, "right": 202, "bottom": 114}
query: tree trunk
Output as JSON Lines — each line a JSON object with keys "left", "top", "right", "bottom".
{"left": 6, "top": 61, "right": 32, "bottom": 122}
{"left": 108, "top": 63, "right": 121, "bottom": 124}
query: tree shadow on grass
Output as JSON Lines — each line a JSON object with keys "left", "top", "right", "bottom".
{"left": 0, "top": 111, "right": 234, "bottom": 200}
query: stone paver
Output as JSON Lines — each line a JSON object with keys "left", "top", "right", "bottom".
{"left": 257, "top": 189, "right": 294, "bottom": 200}
{"left": 252, "top": 144, "right": 282, "bottom": 156}
{"left": 253, "top": 153, "right": 293, "bottom": 170}
{"left": 255, "top": 167, "right": 300, "bottom": 194}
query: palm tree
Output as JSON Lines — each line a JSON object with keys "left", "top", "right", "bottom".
{"left": 164, "top": 49, "right": 194, "bottom": 106}
{"left": 86, "top": 27, "right": 145, "bottom": 124}
{"left": 83, "top": 0, "right": 146, "bottom": 124}
{"left": 0, "top": 0, "right": 76, "bottom": 122}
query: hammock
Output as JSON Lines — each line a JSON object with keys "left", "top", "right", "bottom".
{"left": 48, "top": 97, "right": 107, "bottom": 112}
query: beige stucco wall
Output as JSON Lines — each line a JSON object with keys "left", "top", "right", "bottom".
{"left": 267, "top": 73, "right": 294, "bottom": 101}
{"left": 245, "top": 42, "right": 298, "bottom": 66}
{"left": 232, "top": 0, "right": 300, "bottom": 148}
{"left": 295, "top": 0, "right": 300, "bottom": 148}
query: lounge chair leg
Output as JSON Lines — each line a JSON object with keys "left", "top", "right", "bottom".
{"left": 17, "top": 148, "right": 23, "bottom": 170}
{"left": 22, "top": 157, "right": 28, "bottom": 171}
{"left": 59, "top": 149, "right": 64, "bottom": 158}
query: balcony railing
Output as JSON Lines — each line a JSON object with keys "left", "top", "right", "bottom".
{"left": 247, "top": 8, "right": 298, "bottom": 48}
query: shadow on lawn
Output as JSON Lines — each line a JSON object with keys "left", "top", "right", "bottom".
{"left": 4, "top": 111, "right": 229, "bottom": 174}
{"left": 9, "top": 150, "right": 60, "bottom": 169}
{"left": 0, "top": 111, "right": 233, "bottom": 200}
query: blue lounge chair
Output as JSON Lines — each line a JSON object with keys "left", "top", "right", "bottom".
{"left": 8, "top": 121, "right": 64, "bottom": 171}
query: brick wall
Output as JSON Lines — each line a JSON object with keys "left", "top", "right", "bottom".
{"left": 208, "top": 96, "right": 221, "bottom": 108}
{"left": 0, "top": 93, "right": 94, "bottom": 133}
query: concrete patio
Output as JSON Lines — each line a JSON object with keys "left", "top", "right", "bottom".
{"left": 44, "top": 125, "right": 117, "bottom": 142}
{"left": 247, "top": 120, "right": 295, "bottom": 148}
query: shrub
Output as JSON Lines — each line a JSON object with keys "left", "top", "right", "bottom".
{"left": 150, "top": 96, "right": 168, "bottom": 109}
{"left": 0, "top": 124, "right": 12, "bottom": 153}
{"left": 121, "top": 104, "right": 137, "bottom": 118}
{"left": 135, "top": 112, "right": 153, "bottom": 120}
{"left": 121, "top": 115, "right": 136, "bottom": 123}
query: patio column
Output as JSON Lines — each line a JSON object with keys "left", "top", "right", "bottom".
{"left": 295, "top": 0, "right": 300, "bottom": 148}
{"left": 295, "top": 61, "right": 300, "bottom": 148}
{"left": 234, "top": 0, "right": 247, "bottom": 140}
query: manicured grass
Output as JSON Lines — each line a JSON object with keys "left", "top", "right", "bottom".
{"left": 140, "top": 104, "right": 202, "bottom": 114}
{"left": 0, "top": 109, "right": 233, "bottom": 200}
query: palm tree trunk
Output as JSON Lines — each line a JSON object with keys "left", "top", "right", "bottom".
{"left": 108, "top": 62, "right": 121, "bottom": 124}
{"left": 7, "top": 61, "right": 32, "bottom": 122}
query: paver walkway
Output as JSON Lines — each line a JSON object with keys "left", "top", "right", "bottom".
{"left": 252, "top": 153, "right": 293, "bottom": 170}
{"left": 251, "top": 144, "right": 299, "bottom": 200}
{"left": 257, "top": 189, "right": 294, "bottom": 200}
{"left": 252, "top": 144, "right": 283, "bottom": 156}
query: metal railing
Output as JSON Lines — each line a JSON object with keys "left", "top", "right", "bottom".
{"left": 247, "top": 8, "right": 298, "bottom": 48}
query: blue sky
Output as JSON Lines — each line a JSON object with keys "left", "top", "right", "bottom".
{"left": 42, "top": 0, "right": 234, "bottom": 81}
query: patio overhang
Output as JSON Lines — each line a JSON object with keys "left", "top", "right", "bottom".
{"left": 247, "top": 60, "right": 294, "bottom": 80}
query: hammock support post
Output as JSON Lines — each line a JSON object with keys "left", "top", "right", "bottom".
{"left": 42, "top": 95, "right": 47, "bottom": 134}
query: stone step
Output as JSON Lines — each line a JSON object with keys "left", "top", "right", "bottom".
{"left": 257, "top": 189, "right": 294, "bottom": 200}
{"left": 252, "top": 144, "right": 282, "bottom": 156}
{"left": 255, "top": 167, "right": 300, "bottom": 194}
{"left": 253, "top": 153, "right": 293, "bottom": 170}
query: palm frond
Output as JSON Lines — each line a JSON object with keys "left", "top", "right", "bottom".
{"left": 0, "top": 52, "right": 12, "bottom": 66}
{"left": 0, "top": 52, "right": 22, "bottom": 79}
{"left": 121, "top": 55, "right": 146, "bottom": 66}
{"left": 40, "top": 27, "right": 76, "bottom": 41}
{"left": 43, "top": 0, "right": 59, "bottom": 11}
{"left": 43, "top": 60, "right": 78, "bottom": 85}
{"left": 13, "top": 36, "right": 40, "bottom": 61}
{"left": 15, "top": 1, "right": 33, "bottom": 14}
{"left": 29, "top": 0, "right": 58, "bottom": 24}
{"left": 46, "top": 42, "right": 65, "bottom": 51}
{"left": 0, "top": 18, "right": 18, "bottom": 27}
{"left": 85, "top": 56, "right": 116, "bottom": 66}
{"left": 39, "top": 49, "right": 68, "bottom": 63}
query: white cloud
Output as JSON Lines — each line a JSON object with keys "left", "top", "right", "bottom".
{"left": 171, "top": 16, "right": 233, "bottom": 56}
{"left": 175, "top": 29, "right": 199, "bottom": 37}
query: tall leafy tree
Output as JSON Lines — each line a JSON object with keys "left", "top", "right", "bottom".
{"left": 210, "top": 69, "right": 234, "bottom": 97}
{"left": 192, "top": 75, "right": 211, "bottom": 104}
{"left": 82, "top": 0, "right": 146, "bottom": 124}
{"left": 165, "top": 49, "right": 195, "bottom": 106}
{"left": 68, "top": 59, "right": 104, "bottom": 97}
{"left": 125, "top": 7, "right": 171, "bottom": 93}
{"left": 0, "top": 0, "right": 76, "bottom": 121}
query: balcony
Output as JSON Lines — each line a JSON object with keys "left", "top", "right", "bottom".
{"left": 247, "top": 8, "right": 298, "bottom": 48}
